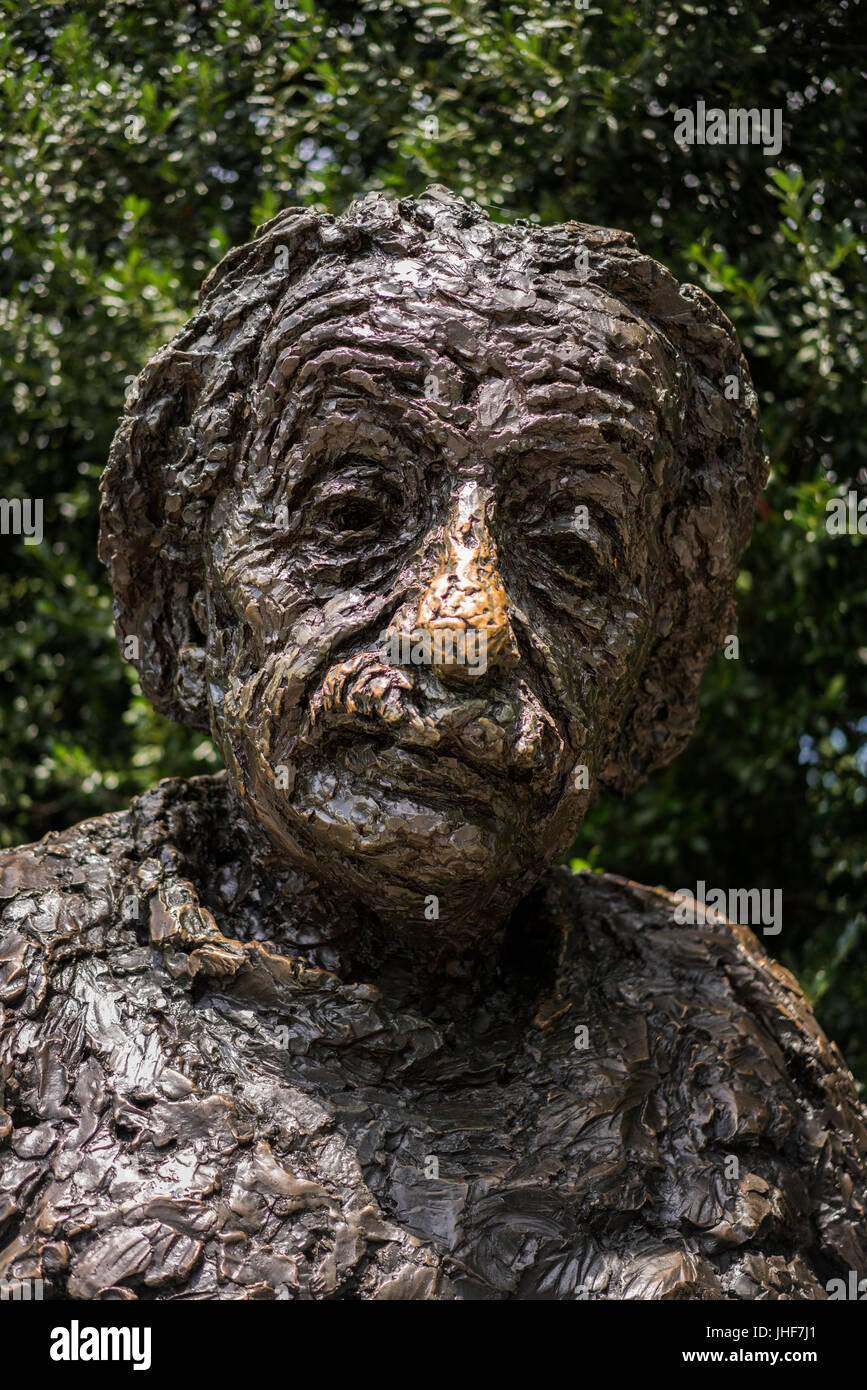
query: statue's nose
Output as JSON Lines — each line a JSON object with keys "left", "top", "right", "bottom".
{"left": 416, "top": 482, "right": 520, "bottom": 685}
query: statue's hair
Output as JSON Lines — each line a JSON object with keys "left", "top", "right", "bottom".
{"left": 99, "top": 184, "right": 767, "bottom": 795}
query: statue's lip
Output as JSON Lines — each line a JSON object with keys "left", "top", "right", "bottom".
{"left": 291, "top": 721, "right": 568, "bottom": 809}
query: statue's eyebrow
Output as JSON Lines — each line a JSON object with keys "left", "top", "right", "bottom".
{"left": 495, "top": 451, "right": 640, "bottom": 549}
{"left": 271, "top": 409, "right": 432, "bottom": 510}
{"left": 491, "top": 407, "right": 655, "bottom": 476}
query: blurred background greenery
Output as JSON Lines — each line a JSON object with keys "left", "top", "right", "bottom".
{"left": 1, "top": 0, "right": 865, "bottom": 1080}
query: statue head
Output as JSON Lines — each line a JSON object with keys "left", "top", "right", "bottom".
{"left": 100, "top": 185, "right": 766, "bottom": 947}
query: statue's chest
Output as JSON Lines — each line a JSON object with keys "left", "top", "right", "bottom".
{"left": 189, "top": 983, "right": 618, "bottom": 1297}
{"left": 108, "top": 948, "right": 601, "bottom": 1294}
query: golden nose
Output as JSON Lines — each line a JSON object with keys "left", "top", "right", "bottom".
{"left": 416, "top": 482, "right": 519, "bottom": 684}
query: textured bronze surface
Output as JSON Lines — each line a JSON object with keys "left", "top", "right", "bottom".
{"left": 1, "top": 185, "right": 864, "bottom": 1299}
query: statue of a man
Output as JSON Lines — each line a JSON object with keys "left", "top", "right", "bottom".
{"left": 1, "top": 186, "right": 864, "bottom": 1300}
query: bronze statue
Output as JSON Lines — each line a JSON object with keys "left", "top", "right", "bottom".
{"left": 1, "top": 186, "right": 864, "bottom": 1300}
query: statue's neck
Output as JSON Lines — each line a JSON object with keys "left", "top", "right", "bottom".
{"left": 128, "top": 771, "right": 565, "bottom": 1020}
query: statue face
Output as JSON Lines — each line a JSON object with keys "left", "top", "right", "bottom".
{"left": 102, "top": 191, "right": 766, "bottom": 950}
{"left": 198, "top": 264, "right": 677, "bottom": 945}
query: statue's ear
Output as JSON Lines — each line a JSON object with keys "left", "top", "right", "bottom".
{"left": 100, "top": 353, "right": 217, "bottom": 730}
{"left": 594, "top": 278, "right": 768, "bottom": 794}
{"left": 98, "top": 208, "right": 332, "bottom": 729}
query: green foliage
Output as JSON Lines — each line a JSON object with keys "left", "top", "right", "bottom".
{"left": 1, "top": 1, "right": 865, "bottom": 1078}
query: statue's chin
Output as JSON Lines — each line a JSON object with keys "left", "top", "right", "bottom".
{"left": 239, "top": 761, "right": 539, "bottom": 944}
{"left": 225, "top": 731, "right": 562, "bottom": 942}
{"left": 291, "top": 758, "right": 516, "bottom": 881}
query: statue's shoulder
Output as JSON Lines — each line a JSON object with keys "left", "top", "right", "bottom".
{"left": 0, "top": 774, "right": 229, "bottom": 936}
{"left": 1, "top": 805, "right": 130, "bottom": 882}
{"left": 545, "top": 864, "right": 864, "bottom": 1112}
{"left": 549, "top": 866, "right": 837, "bottom": 1049}
{"left": 520, "top": 865, "right": 867, "bottom": 1295}
{"left": 0, "top": 775, "right": 453, "bottom": 1300}
{"left": 1, "top": 772, "right": 223, "bottom": 889}
{"left": 0, "top": 803, "right": 133, "bottom": 970}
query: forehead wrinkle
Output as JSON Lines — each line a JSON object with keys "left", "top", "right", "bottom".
{"left": 264, "top": 311, "right": 448, "bottom": 382}
{"left": 252, "top": 261, "right": 674, "bottom": 490}
{"left": 532, "top": 278, "right": 662, "bottom": 342}
{"left": 266, "top": 288, "right": 372, "bottom": 345}
{"left": 264, "top": 252, "right": 474, "bottom": 345}
{"left": 490, "top": 328, "right": 668, "bottom": 459}
{"left": 260, "top": 301, "right": 476, "bottom": 419}
{"left": 280, "top": 258, "right": 495, "bottom": 366}
{"left": 521, "top": 359, "right": 661, "bottom": 409}
{"left": 521, "top": 378, "right": 658, "bottom": 421}
{"left": 490, "top": 299, "right": 672, "bottom": 393}
{"left": 258, "top": 341, "right": 468, "bottom": 447}
{"left": 292, "top": 345, "right": 425, "bottom": 391}
{"left": 254, "top": 250, "right": 441, "bottom": 387}
{"left": 257, "top": 289, "right": 372, "bottom": 381}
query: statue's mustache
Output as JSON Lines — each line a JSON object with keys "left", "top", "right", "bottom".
{"left": 282, "top": 650, "right": 570, "bottom": 792}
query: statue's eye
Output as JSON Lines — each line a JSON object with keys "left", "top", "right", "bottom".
{"left": 313, "top": 457, "right": 402, "bottom": 544}
{"left": 544, "top": 529, "right": 592, "bottom": 572}
{"left": 534, "top": 509, "right": 615, "bottom": 585}
{"left": 328, "top": 495, "right": 385, "bottom": 535}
